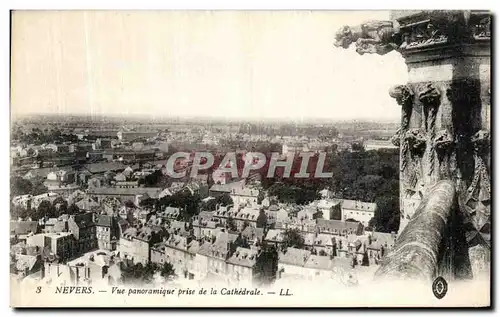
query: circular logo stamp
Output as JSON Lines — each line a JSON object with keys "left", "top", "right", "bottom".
{"left": 432, "top": 276, "right": 448, "bottom": 299}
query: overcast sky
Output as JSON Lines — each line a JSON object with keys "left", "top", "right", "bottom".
{"left": 11, "top": 11, "right": 408, "bottom": 121}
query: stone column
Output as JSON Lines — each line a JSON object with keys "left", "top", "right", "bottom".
{"left": 334, "top": 10, "right": 491, "bottom": 279}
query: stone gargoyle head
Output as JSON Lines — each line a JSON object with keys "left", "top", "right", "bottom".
{"left": 433, "top": 129, "right": 454, "bottom": 156}
{"left": 471, "top": 129, "right": 490, "bottom": 153}
{"left": 334, "top": 26, "right": 354, "bottom": 49}
{"left": 404, "top": 128, "right": 426, "bottom": 155}
{"left": 417, "top": 83, "right": 441, "bottom": 107}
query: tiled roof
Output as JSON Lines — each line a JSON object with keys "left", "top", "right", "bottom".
{"left": 264, "top": 229, "right": 285, "bottom": 242}
{"left": 76, "top": 197, "right": 100, "bottom": 211}
{"left": 314, "top": 234, "right": 335, "bottom": 246}
{"left": 10, "top": 221, "right": 38, "bottom": 235}
{"left": 165, "top": 234, "right": 189, "bottom": 251}
{"left": 16, "top": 254, "right": 39, "bottom": 272}
{"left": 187, "top": 240, "right": 200, "bottom": 254}
{"left": 303, "top": 233, "right": 316, "bottom": 246}
{"left": 213, "top": 206, "right": 238, "bottom": 218}
{"left": 314, "top": 199, "right": 342, "bottom": 210}
{"left": 24, "top": 166, "right": 73, "bottom": 179}
{"left": 87, "top": 187, "right": 163, "bottom": 199}
{"left": 122, "top": 227, "right": 138, "bottom": 239}
{"left": 241, "top": 226, "right": 264, "bottom": 242}
{"left": 134, "top": 226, "right": 162, "bottom": 242}
{"left": 316, "top": 219, "right": 361, "bottom": 234}
{"left": 367, "top": 232, "right": 396, "bottom": 250}
{"left": 83, "top": 162, "right": 127, "bottom": 174}
{"left": 96, "top": 215, "right": 114, "bottom": 227}
{"left": 303, "top": 255, "right": 333, "bottom": 270}
{"left": 162, "top": 207, "right": 181, "bottom": 218}
{"left": 196, "top": 231, "right": 236, "bottom": 259}
{"left": 226, "top": 247, "right": 258, "bottom": 268}
{"left": 209, "top": 181, "right": 244, "bottom": 193}
{"left": 235, "top": 207, "right": 260, "bottom": 221}
{"left": 341, "top": 199, "right": 377, "bottom": 212}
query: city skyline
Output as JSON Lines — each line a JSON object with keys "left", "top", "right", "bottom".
{"left": 11, "top": 11, "right": 407, "bottom": 121}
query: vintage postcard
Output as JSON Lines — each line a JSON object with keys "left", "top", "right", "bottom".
{"left": 9, "top": 10, "right": 491, "bottom": 307}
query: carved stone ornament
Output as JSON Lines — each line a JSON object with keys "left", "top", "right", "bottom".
{"left": 417, "top": 83, "right": 441, "bottom": 107}
{"left": 389, "top": 85, "right": 414, "bottom": 107}
{"left": 470, "top": 129, "right": 490, "bottom": 154}
{"left": 334, "top": 11, "right": 491, "bottom": 57}
{"left": 466, "top": 129, "right": 491, "bottom": 207}
{"left": 433, "top": 129, "right": 454, "bottom": 158}
{"left": 404, "top": 128, "right": 426, "bottom": 155}
{"left": 391, "top": 130, "right": 401, "bottom": 147}
{"left": 472, "top": 15, "right": 491, "bottom": 40}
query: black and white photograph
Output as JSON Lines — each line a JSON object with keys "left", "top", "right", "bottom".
{"left": 9, "top": 9, "right": 491, "bottom": 307}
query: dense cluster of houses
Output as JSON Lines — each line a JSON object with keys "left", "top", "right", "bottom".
{"left": 11, "top": 155, "right": 394, "bottom": 287}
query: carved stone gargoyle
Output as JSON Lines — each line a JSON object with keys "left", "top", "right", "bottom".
{"left": 389, "top": 85, "right": 414, "bottom": 107}
{"left": 333, "top": 20, "right": 402, "bottom": 55}
{"left": 417, "top": 83, "right": 441, "bottom": 107}
{"left": 471, "top": 129, "right": 490, "bottom": 154}
{"left": 391, "top": 130, "right": 401, "bottom": 147}
{"left": 433, "top": 129, "right": 455, "bottom": 159}
{"left": 466, "top": 129, "right": 491, "bottom": 207}
{"left": 404, "top": 128, "right": 426, "bottom": 156}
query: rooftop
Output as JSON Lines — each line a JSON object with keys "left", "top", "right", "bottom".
{"left": 341, "top": 199, "right": 377, "bottom": 212}
{"left": 279, "top": 247, "right": 311, "bottom": 267}
{"left": 226, "top": 247, "right": 258, "bottom": 268}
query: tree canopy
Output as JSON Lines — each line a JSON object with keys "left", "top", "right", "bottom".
{"left": 368, "top": 196, "right": 400, "bottom": 233}
{"left": 281, "top": 228, "right": 305, "bottom": 252}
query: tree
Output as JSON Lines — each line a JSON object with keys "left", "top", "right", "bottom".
{"left": 281, "top": 228, "right": 305, "bottom": 252}
{"left": 120, "top": 262, "right": 156, "bottom": 285}
{"left": 158, "top": 262, "right": 176, "bottom": 279}
{"left": 331, "top": 238, "right": 337, "bottom": 257}
{"left": 67, "top": 203, "right": 80, "bottom": 215}
{"left": 10, "top": 176, "right": 33, "bottom": 198}
{"left": 361, "top": 250, "right": 370, "bottom": 266}
{"left": 124, "top": 200, "right": 136, "bottom": 209}
{"left": 30, "top": 177, "right": 48, "bottom": 196}
{"left": 255, "top": 242, "right": 279, "bottom": 285}
{"left": 38, "top": 200, "right": 57, "bottom": 219}
{"left": 144, "top": 170, "right": 163, "bottom": 187}
{"left": 312, "top": 209, "right": 323, "bottom": 220}
{"left": 231, "top": 233, "right": 250, "bottom": 254}
{"left": 351, "top": 142, "right": 364, "bottom": 152}
{"left": 216, "top": 193, "right": 233, "bottom": 207}
{"left": 369, "top": 196, "right": 400, "bottom": 233}
{"left": 52, "top": 197, "right": 68, "bottom": 214}
{"left": 159, "top": 190, "right": 201, "bottom": 221}
{"left": 331, "top": 207, "right": 342, "bottom": 220}
{"left": 11, "top": 204, "right": 29, "bottom": 220}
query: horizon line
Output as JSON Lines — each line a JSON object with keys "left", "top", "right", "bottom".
{"left": 12, "top": 112, "right": 400, "bottom": 123}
